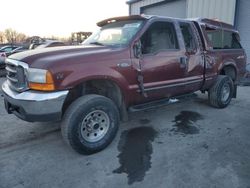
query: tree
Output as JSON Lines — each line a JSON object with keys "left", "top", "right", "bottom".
{"left": 4, "top": 28, "right": 18, "bottom": 44}
{"left": 4, "top": 28, "right": 27, "bottom": 44}
{"left": 0, "top": 31, "right": 5, "bottom": 43}
{"left": 16, "top": 33, "right": 27, "bottom": 43}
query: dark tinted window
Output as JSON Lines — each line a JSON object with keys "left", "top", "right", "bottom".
{"left": 206, "top": 29, "right": 223, "bottom": 49}
{"left": 205, "top": 28, "right": 242, "bottom": 49}
{"left": 141, "top": 21, "right": 178, "bottom": 54}
{"left": 223, "top": 31, "right": 242, "bottom": 49}
{"left": 180, "top": 23, "right": 197, "bottom": 52}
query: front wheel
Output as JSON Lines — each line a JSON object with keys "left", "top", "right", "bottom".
{"left": 208, "top": 75, "right": 234, "bottom": 108}
{"left": 61, "top": 94, "right": 119, "bottom": 154}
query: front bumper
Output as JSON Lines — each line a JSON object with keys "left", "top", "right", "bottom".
{"left": 2, "top": 81, "right": 69, "bottom": 122}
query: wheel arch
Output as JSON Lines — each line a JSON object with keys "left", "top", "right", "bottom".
{"left": 219, "top": 62, "right": 237, "bottom": 81}
{"left": 62, "top": 77, "right": 129, "bottom": 121}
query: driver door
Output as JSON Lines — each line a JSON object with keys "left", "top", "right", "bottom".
{"left": 138, "top": 20, "right": 188, "bottom": 100}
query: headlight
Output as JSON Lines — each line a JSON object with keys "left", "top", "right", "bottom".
{"left": 27, "top": 68, "right": 55, "bottom": 91}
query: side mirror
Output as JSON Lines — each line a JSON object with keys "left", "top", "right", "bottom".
{"left": 186, "top": 48, "right": 196, "bottom": 54}
{"left": 133, "top": 40, "right": 142, "bottom": 59}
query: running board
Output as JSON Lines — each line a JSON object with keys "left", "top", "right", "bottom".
{"left": 129, "top": 93, "right": 197, "bottom": 112}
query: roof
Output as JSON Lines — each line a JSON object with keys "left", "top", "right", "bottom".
{"left": 189, "top": 18, "right": 236, "bottom": 31}
{"left": 126, "top": 0, "right": 142, "bottom": 4}
{"left": 97, "top": 14, "right": 237, "bottom": 32}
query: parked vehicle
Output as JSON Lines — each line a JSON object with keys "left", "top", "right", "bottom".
{"left": 2, "top": 15, "right": 247, "bottom": 154}
{"left": 0, "top": 46, "right": 18, "bottom": 69}
{"left": 29, "top": 40, "right": 65, "bottom": 49}
{"left": 6, "top": 46, "right": 28, "bottom": 56}
{"left": 0, "top": 45, "right": 18, "bottom": 52}
{"left": 0, "top": 53, "right": 7, "bottom": 69}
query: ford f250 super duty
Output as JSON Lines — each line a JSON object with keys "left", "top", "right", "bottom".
{"left": 2, "top": 15, "right": 247, "bottom": 154}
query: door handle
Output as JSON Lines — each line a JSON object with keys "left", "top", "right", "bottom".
{"left": 180, "top": 57, "right": 188, "bottom": 68}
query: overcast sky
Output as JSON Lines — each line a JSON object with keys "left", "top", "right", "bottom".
{"left": 0, "top": 0, "right": 128, "bottom": 37}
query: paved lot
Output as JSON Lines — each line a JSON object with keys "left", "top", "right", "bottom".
{"left": 0, "top": 77, "right": 250, "bottom": 188}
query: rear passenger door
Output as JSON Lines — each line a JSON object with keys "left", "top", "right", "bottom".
{"left": 179, "top": 21, "right": 204, "bottom": 92}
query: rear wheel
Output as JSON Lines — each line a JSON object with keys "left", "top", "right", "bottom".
{"left": 61, "top": 94, "right": 119, "bottom": 154}
{"left": 208, "top": 75, "right": 234, "bottom": 108}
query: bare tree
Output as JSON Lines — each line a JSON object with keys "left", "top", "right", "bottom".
{"left": 4, "top": 28, "right": 18, "bottom": 44}
{"left": 4, "top": 28, "right": 27, "bottom": 44}
{"left": 0, "top": 31, "right": 5, "bottom": 43}
{"left": 16, "top": 33, "right": 27, "bottom": 43}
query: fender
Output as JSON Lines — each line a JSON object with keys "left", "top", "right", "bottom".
{"left": 218, "top": 59, "right": 237, "bottom": 75}
{"left": 57, "top": 65, "right": 131, "bottom": 104}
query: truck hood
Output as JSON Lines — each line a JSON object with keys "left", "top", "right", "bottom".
{"left": 8, "top": 45, "right": 124, "bottom": 69}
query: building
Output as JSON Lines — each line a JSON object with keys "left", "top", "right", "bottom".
{"left": 127, "top": 0, "right": 250, "bottom": 61}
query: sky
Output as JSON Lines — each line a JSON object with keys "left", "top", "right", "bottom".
{"left": 0, "top": 0, "right": 128, "bottom": 37}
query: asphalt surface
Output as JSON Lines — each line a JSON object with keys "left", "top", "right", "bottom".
{"left": 0, "top": 77, "right": 250, "bottom": 188}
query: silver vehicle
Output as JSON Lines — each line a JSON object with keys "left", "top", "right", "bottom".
{"left": 0, "top": 46, "right": 18, "bottom": 69}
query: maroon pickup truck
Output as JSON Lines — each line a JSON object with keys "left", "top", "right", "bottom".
{"left": 2, "top": 15, "right": 247, "bottom": 154}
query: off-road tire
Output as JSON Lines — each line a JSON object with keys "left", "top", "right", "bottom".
{"left": 208, "top": 75, "right": 234, "bottom": 108}
{"left": 61, "top": 94, "right": 119, "bottom": 154}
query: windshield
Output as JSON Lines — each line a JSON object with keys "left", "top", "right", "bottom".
{"left": 83, "top": 20, "right": 143, "bottom": 46}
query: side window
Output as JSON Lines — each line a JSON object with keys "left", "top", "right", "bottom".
{"left": 223, "top": 31, "right": 242, "bottom": 49}
{"left": 205, "top": 28, "right": 242, "bottom": 49}
{"left": 205, "top": 28, "right": 223, "bottom": 49}
{"left": 141, "top": 21, "right": 179, "bottom": 54}
{"left": 4, "top": 47, "right": 13, "bottom": 52}
{"left": 232, "top": 33, "right": 242, "bottom": 49}
{"left": 180, "top": 22, "right": 197, "bottom": 52}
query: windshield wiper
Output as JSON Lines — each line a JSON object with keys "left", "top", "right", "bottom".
{"left": 89, "top": 42, "right": 105, "bottom": 46}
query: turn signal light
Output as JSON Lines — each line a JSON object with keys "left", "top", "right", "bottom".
{"left": 29, "top": 71, "right": 55, "bottom": 91}
{"left": 29, "top": 82, "right": 55, "bottom": 91}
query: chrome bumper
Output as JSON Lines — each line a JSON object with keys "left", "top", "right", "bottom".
{"left": 2, "top": 81, "right": 69, "bottom": 122}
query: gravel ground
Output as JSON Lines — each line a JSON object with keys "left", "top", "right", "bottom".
{"left": 0, "top": 77, "right": 250, "bottom": 188}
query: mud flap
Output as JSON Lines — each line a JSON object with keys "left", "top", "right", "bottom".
{"left": 233, "top": 84, "right": 237, "bottom": 98}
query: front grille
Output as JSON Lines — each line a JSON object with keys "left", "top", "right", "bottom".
{"left": 5, "top": 59, "right": 28, "bottom": 92}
